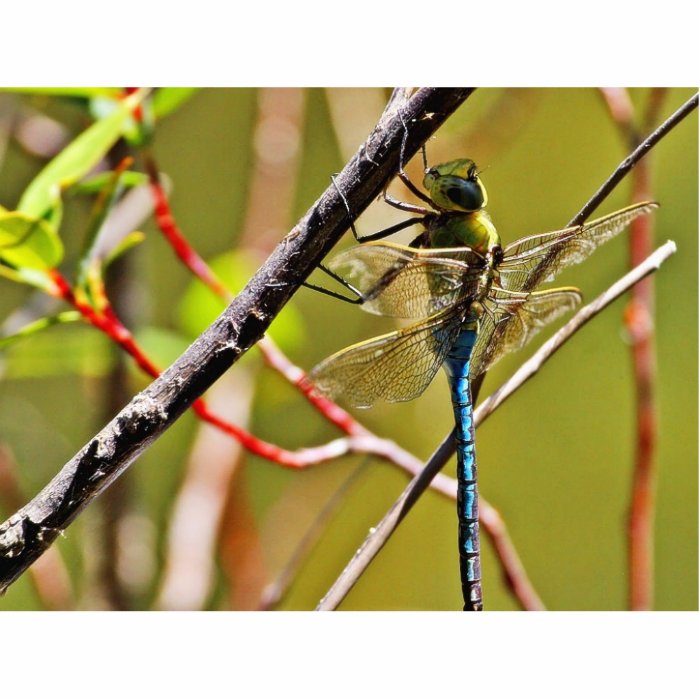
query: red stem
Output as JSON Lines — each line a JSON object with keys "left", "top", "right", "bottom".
{"left": 625, "top": 152, "right": 657, "bottom": 611}
{"left": 599, "top": 88, "right": 659, "bottom": 610}
{"left": 143, "top": 155, "right": 230, "bottom": 298}
{"left": 48, "top": 269, "right": 345, "bottom": 469}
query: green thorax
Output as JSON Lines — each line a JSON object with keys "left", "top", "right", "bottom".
{"left": 427, "top": 209, "right": 500, "bottom": 253}
{"left": 422, "top": 159, "right": 501, "bottom": 254}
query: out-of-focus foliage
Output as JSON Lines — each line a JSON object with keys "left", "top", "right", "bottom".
{"left": 0, "top": 88, "right": 696, "bottom": 612}
{"left": 177, "top": 249, "right": 305, "bottom": 353}
{"left": 0, "top": 208, "right": 63, "bottom": 269}
{"left": 18, "top": 90, "right": 146, "bottom": 219}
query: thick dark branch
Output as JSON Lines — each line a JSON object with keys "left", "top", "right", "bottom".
{"left": 0, "top": 88, "right": 475, "bottom": 593}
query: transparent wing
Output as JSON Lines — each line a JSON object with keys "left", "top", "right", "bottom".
{"left": 470, "top": 286, "right": 582, "bottom": 378}
{"left": 308, "top": 306, "right": 466, "bottom": 408}
{"left": 328, "top": 241, "right": 486, "bottom": 318}
{"left": 498, "top": 202, "right": 658, "bottom": 292}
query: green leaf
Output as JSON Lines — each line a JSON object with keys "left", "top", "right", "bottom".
{"left": 152, "top": 88, "right": 200, "bottom": 119}
{"left": 177, "top": 250, "right": 306, "bottom": 353}
{"left": 75, "top": 164, "right": 131, "bottom": 293}
{"left": 69, "top": 170, "right": 148, "bottom": 194}
{"left": 0, "top": 262, "right": 55, "bottom": 291}
{"left": 0, "top": 210, "right": 64, "bottom": 269}
{"left": 0, "top": 311, "right": 80, "bottom": 350}
{"left": 17, "top": 89, "right": 148, "bottom": 219}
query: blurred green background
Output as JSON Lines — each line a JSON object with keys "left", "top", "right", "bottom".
{"left": 0, "top": 88, "right": 696, "bottom": 611}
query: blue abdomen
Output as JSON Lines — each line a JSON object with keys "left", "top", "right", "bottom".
{"left": 443, "top": 324, "right": 482, "bottom": 611}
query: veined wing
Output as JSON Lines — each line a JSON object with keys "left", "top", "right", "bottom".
{"left": 308, "top": 305, "right": 466, "bottom": 408}
{"left": 328, "top": 241, "right": 486, "bottom": 319}
{"left": 469, "top": 286, "right": 582, "bottom": 379}
{"left": 498, "top": 201, "right": 658, "bottom": 292}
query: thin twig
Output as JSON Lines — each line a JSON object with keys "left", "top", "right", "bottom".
{"left": 0, "top": 88, "right": 474, "bottom": 593}
{"left": 316, "top": 241, "right": 676, "bottom": 610}
{"left": 474, "top": 242, "right": 675, "bottom": 424}
{"left": 569, "top": 92, "right": 697, "bottom": 226}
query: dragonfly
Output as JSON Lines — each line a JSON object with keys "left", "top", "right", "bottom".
{"left": 307, "top": 158, "right": 658, "bottom": 610}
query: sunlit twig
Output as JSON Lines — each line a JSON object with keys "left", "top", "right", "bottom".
{"left": 570, "top": 92, "right": 697, "bottom": 226}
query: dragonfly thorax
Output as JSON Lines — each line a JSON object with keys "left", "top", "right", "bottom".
{"left": 427, "top": 210, "right": 501, "bottom": 254}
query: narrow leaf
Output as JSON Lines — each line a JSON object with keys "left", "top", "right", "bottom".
{"left": 69, "top": 170, "right": 148, "bottom": 194}
{"left": 18, "top": 89, "right": 148, "bottom": 218}
{"left": 152, "top": 88, "right": 199, "bottom": 119}
{"left": 0, "top": 311, "right": 81, "bottom": 350}
{"left": 0, "top": 261, "right": 55, "bottom": 291}
{"left": 0, "top": 210, "right": 64, "bottom": 269}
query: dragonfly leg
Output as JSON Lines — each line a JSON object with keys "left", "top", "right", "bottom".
{"left": 330, "top": 174, "right": 425, "bottom": 243}
{"left": 301, "top": 263, "right": 364, "bottom": 305}
{"left": 381, "top": 188, "right": 432, "bottom": 216}
{"left": 396, "top": 111, "right": 434, "bottom": 207}
{"left": 331, "top": 173, "right": 362, "bottom": 241}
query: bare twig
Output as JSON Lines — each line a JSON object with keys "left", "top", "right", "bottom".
{"left": 316, "top": 241, "right": 676, "bottom": 610}
{"left": 623, "top": 89, "right": 669, "bottom": 612}
{"left": 474, "top": 242, "right": 675, "bottom": 423}
{"left": 570, "top": 92, "right": 697, "bottom": 226}
{"left": 268, "top": 426, "right": 535, "bottom": 608}
{"left": 0, "top": 88, "right": 474, "bottom": 593}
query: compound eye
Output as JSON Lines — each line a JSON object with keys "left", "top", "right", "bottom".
{"left": 446, "top": 178, "right": 485, "bottom": 211}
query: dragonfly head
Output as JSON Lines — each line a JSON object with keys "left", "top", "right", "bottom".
{"left": 423, "top": 159, "right": 488, "bottom": 213}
